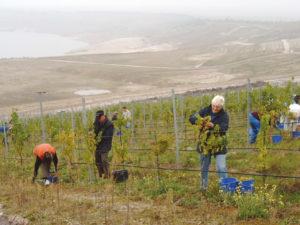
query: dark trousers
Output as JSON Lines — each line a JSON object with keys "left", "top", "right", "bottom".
{"left": 95, "top": 151, "right": 110, "bottom": 178}
{"left": 41, "top": 161, "right": 51, "bottom": 178}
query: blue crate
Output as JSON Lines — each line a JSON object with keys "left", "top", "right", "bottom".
{"left": 220, "top": 177, "right": 239, "bottom": 193}
{"left": 240, "top": 179, "right": 255, "bottom": 193}
{"left": 292, "top": 131, "right": 300, "bottom": 138}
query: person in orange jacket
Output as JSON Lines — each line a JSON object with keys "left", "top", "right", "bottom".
{"left": 32, "top": 143, "right": 58, "bottom": 183}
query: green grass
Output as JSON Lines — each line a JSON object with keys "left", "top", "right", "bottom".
{"left": 1, "top": 84, "right": 300, "bottom": 224}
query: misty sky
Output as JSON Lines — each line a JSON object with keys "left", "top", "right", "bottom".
{"left": 1, "top": 0, "right": 300, "bottom": 20}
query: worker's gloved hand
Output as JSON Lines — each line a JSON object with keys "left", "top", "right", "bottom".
{"left": 32, "top": 176, "right": 36, "bottom": 183}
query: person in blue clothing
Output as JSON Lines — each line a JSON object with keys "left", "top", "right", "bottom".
{"left": 189, "top": 95, "right": 229, "bottom": 190}
{"left": 0, "top": 124, "right": 9, "bottom": 135}
{"left": 0, "top": 122, "right": 10, "bottom": 145}
{"left": 249, "top": 112, "right": 261, "bottom": 144}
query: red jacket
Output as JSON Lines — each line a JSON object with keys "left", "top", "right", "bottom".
{"left": 33, "top": 143, "right": 56, "bottom": 160}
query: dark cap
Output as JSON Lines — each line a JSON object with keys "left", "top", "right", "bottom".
{"left": 96, "top": 110, "right": 105, "bottom": 117}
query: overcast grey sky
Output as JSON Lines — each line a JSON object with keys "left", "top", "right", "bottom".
{"left": 1, "top": 0, "right": 300, "bottom": 20}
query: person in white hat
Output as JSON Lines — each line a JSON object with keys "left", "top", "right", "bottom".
{"left": 190, "top": 95, "right": 229, "bottom": 190}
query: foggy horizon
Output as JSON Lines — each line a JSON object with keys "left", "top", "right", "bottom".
{"left": 1, "top": 0, "right": 300, "bottom": 21}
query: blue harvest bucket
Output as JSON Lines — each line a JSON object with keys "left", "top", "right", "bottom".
{"left": 220, "top": 177, "right": 239, "bottom": 193}
{"left": 46, "top": 176, "right": 58, "bottom": 183}
{"left": 272, "top": 135, "right": 282, "bottom": 144}
{"left": 292, "top": 131, "right": 300, "bottom": 138}
{"left": 240, "top": 179, "right": 255, "bottom": 193}
{"left": 277, "top": 123, "right": 284, "bottom": 130}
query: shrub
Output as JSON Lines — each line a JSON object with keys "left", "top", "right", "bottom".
{"left": 221, "top": 184, "right": 284, "bottom": 219}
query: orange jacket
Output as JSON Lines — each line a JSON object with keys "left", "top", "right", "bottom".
{"left": 33, "top": 143, "right": 56, "bottom": 160}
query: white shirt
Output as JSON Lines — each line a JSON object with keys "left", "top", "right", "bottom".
{"left": 122, "top": 110, "right": 131, "bottom": 120}
{"left": 289, "top": 103, "right": 300, "bottom": 119}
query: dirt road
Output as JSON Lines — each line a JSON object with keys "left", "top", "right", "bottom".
{"left": 0, "top": 217, "right": 9, "bottom": 225}
{"left": 0, "top": 205, "right": 9, "bottom": 225}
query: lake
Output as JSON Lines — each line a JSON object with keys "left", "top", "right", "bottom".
{"left": 0, "top": 30, "right": 88, "bottom": 58}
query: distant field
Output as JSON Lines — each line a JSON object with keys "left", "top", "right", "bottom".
{"left": 0, "top": 12, "right": 300, "bottom": 115}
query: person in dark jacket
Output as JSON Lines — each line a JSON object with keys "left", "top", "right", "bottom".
{"left": 190, "top": 95, "right": 229, "bottom": 190}
{"left": 94, "top": 110, "right": 114, "bottom": 178}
